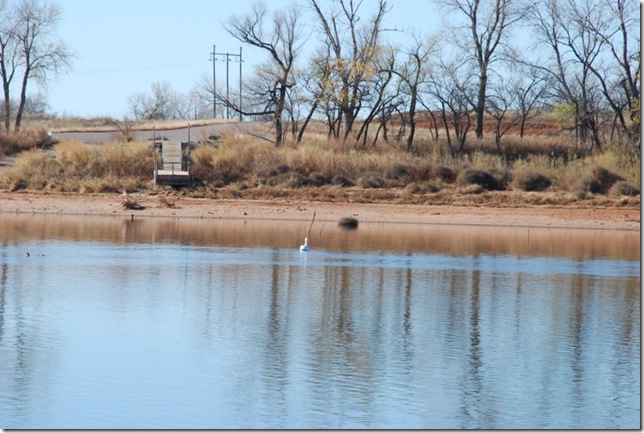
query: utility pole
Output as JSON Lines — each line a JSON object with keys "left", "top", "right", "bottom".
{"left": 239, "top": 46, "right": 243, "bottom": 122}
{"left": 210, "top": 46, "right": 243, "bottom": 121}
{"left": 209, "top": 45, "right": 216, "bottom": 119}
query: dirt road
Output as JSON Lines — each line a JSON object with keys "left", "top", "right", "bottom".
{"left": 50, "top": 121, "right": 258, "bottom": 144}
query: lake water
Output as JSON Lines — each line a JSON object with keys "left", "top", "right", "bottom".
{"left": 0, "top": 214, "right": 639, "bottom": 429}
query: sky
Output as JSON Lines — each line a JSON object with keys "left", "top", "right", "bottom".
{"left": 34, "top": 0, "right": 442, "bottom": 119}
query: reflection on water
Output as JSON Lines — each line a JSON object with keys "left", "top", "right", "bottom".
{"left": 0, "top": 214, "right": 639, "bottom": 260}
{"left": 0, "top": 215, "right": 639, "bottom": 429}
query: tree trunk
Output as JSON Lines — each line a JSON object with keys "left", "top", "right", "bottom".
{"left": 2, "top": 81, "right": 10, "bottom": 132}
{"left": 296, "top": 101, "right": 318, "bottom": 144}
{"left": 475, "top": 72, "right": 487, "bottom": 139}
{"left": 14, "top": 68, "right": 29, "bottom": 132}
{"left": 405, "top": 85, "right": 418, "bottom": 152}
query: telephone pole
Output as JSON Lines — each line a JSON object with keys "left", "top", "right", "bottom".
{"left": 209, "top": 46, "right": 243, "bottom": 121}
{"left": 209, "top": 45, "right": 216, "bottom": 119}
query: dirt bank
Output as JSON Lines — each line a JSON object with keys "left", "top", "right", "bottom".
{"left": 0, "top": 191, "right": 639, "bottom": 231}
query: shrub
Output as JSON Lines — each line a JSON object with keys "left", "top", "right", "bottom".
{"left": 331, "top": 174, "right": 354, "bottom": 187}
{"left": 289, "top": 172, "right": 328, "bottom": 188}
{"left": 269, "top": 163, "right": 290, "bottom": 176}
{"left": 385, "top": 164, "right": 411, "bottom": 180}
{"left": 514, "top": 170, "right": 552, "bottom": 192}
{"left": 258, "top": 162, "right": 291, "bottom": 186}
{"left": 462, "top": 184, "right": 484, "bottom": 194}
{"left": 433, "top": 165, "right": 457, "bottom": 183}
{"left": 0, "top": 129, "right": 53, "bottom": 156}
{"left": 305, "top": 172, "right": 328, "bottom": 187}
{"left": 0, "top": 141, "right": 152, "bottom": 192}
{"left": 191, "top": 146, "right": 218, "bottom": 182}
{"left": 576, "top": 175, "right": 602, "bottom": 194}
{"left": 592, "top": 166, "right": 625, "bottom": 193}
{"left": 406, "top": 181, "right": 442, "bottom": 194}
{"left": 457, "top": 168, "right": 502, "bottom": 191}
{"left": 489, "top": 167, "right": 512, "bottom": 190}
{"left": 610, "top": 181, "right": 640, "bottom": 196}
{"left": 287, "top": 173, "right": 305, "bottom": 189}
{"left": 357, "top": 172, "right": 384, "bottom": 189}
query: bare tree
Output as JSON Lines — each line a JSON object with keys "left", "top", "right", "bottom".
{"left": 528, "top": 0, "right": 608, "bottom": 151}
{"left": 0, "top": 0, "right": 71, "bottom": 132}
{"left": 583, "top": 0, "right": 639, "bottom": 145}
{"left": 486, "top": 62, "right": 549, "bottom": 152}
{"left": 128, "top": 81, "right": 178, "bottom": 120}
{"left": 426, "top": 57, "right": 476, "bottom": 156}
{"left": 224, "top": 1, "right": 304, "bottom": 146}
{"left": 0, "top": 0, "right": 18, "bottom": 131}
{"left": 353, "top": 45, "right": 395, "bottom": 149}
{"left": 392, "top": 35, "right": 437, "bottom": 152}
{"left": 306, "top": 45, "right": 342, "bottom": 138}
{"left": 512, "top": 65, "right": 550, "bottom": 138}
{"left": 309, "top": 0, "right": 390, "bottom": 141}
{"left": 436, "top": 0, "right": 527, "bottom": 139}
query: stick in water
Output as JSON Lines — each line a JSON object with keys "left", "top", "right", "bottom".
{"left": 307, "top": 211, "right": 316, "bottom": 238}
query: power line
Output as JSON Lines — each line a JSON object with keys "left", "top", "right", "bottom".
{"left": 209, "top": 45, "right": 243, "bottom": 121}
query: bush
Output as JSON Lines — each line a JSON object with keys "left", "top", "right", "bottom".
{"left": 574, "top": 167, "right": 627, "bottom": 195}
{"left": 358, "top": 172, "right": 384, "bottom": 189}
{"left": 576, "top": 175, "right": 603, "bottom": 194}
{"left": 457, "top": 168, "right": 503, "bottom": 191}
{"left": 191, "top": 146, "right": 218, "bottom": 182}
{"left": 0, "top": 129, "right": 53, "bottom": 156}
{"left": 514, "top": 170, "right": 552, "bottom": 192}
{"left": 433, "top": 165, "right": 457, "bottom": 183}
{"left": 259, "top": 162, "right": 290, "bottom": 178}
{"left": 306, "top": 172, "right": 328, "bottom": 187}
{"left": 331, "top": 174, "right": 354, "bottom": 187}
{"left": 610, "top": 181, "right": 640, "bottom": 196}
{"left": 0, "top": 141, "right": 152, "bottom": 192}
{"left": 489, "top": 167, "right": 512, "bottom": 190}
{"left": 385, "top": 164, "right": 411, "bottom": 181}
{"left": 406, "top": 181, "right": 442, "bottom": 194}
{"left": 592, "top": 166, "right": 625, "bottom": 193}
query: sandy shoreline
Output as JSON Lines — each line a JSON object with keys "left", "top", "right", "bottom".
{"left": 0, "top": 191, "right": 639, "bottom": 232}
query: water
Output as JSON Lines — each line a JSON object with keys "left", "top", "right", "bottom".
{"left": 0, "top": 214, "right": 640, "bottom": 429}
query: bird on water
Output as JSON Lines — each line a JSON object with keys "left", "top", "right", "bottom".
{"left": 300, "top": 237, "right": 310, "bottom": 252}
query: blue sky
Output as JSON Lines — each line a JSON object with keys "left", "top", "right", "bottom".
{"left": 40, "top": 0, "right": 441, "bottom": 118}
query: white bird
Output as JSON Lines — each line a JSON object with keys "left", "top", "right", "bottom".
{"left": 299, "top": 237, "right": 310, "bottom": 252}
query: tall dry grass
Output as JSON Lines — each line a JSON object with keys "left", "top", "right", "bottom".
{"left": 0, "top": 129, "right": 52, "bottom": 156}
{"left": 0, "top": 128, "right": 640, "bottom": 207}
{"left": 0, "top": 140, "right": 152, "bottom": 192}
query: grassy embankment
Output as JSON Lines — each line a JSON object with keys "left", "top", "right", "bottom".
{"left": 0, "top": 120, "right": 640, "bottom": 208}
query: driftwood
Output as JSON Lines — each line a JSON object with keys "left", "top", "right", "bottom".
{"left": 158, "top": 196, "right": 178, "bottom": 208}
{"left": 120, "top": 191, "right": 145, "bottom": 210}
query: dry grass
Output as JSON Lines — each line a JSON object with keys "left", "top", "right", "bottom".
{"left": 0, "top": 129, "right": 53, "bottom": 157}
{"left": 0, "top": 140, "right": 152, "bottom": 193}
{"left": 0, "top": 125, "right": 639, "bottom": 209}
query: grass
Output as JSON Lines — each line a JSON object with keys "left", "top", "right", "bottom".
{"left": 0, "top": 129, "right": 53, "bottom": 157}
{"left": 0, "top": 122, "right": 639, "bottom": 209}
{"left": 1, "top": 140, "right": 152, "bottom": 193}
